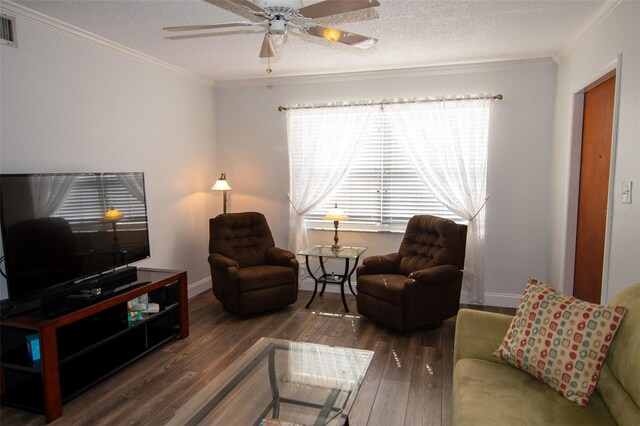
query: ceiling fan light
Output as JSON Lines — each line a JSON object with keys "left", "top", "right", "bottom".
{"left": 322, "top": 27, "right": 342, "bottom": 42}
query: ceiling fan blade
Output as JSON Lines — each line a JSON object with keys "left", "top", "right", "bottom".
{"left": 227, "top": 0, "right": 265, "bottom": 13}
{"left": 299, "top": 0, "right": 380, "bottom": 19}
{"left": 204, "top": 0, "right": 264, "bottom": 22}
{"left": 306, "top": 25, "right": 377, "bottom": 48}
{"left": 165, "top": 29, "right": 263, "bottom": 40}
{"left": 164, "top": 22, "right": 257, "bottom": 32}
{"left": 259, "top": 33, "right": 284, "bottom": 58}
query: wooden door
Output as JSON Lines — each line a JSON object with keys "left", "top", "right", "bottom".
{"left": 573, "top": 76, "right": 616, "bottom": 303}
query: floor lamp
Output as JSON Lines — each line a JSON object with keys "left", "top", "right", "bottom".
{"left": 212, "top": 173, "right": 231, "bottom": 213}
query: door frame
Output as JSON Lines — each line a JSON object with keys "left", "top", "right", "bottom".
{"left": 564, "top": 54, "right": 622, "bottom": 303}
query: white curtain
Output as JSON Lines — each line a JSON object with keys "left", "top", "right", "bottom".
{"left": 387, "top": 99, "right": 493, "bottom": 304}
{"left": 29, "top": 175, "right": 76, "bottom": 218}
{"left": 287, "top": 106, "right": 377, "bottom": 253}
{"left": 118, "top": 173, "right": 145, "bottom": 203}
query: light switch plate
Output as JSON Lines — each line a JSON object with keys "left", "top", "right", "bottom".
{"left": 622, "top": 181, "right": 632, "bottom": 204}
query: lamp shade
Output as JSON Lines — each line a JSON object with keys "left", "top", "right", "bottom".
{"left": 104, "top": 208, "right": 123, "bottom": 222}
{"left": 323, "top": 203, "right": 349, "bottom": 222}
{"left": 212, "top": 173, "right": 231, "bottom": 191}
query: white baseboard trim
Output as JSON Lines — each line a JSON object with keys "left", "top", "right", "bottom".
{"left": 188, "top": 277, "right": 211, "bottom": 298}
{"left": 298, "top": 277, "right": 521, "bottom": 308}
{"left": 460, "top": 290, "right": 521, "bottom": 308}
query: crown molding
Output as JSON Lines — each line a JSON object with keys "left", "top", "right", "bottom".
{"left": 552, "top": 0, "right": 623, "bottom": 63}
{"left": 213, "top": 57, "right": 556, "bottom": 89}
{"left": 0, "top": 0, "right": 214, "bottom": 88}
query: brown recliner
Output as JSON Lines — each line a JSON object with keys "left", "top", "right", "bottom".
{"left": 208, "top": 212, "right": 298, "bottom": 315}
{"left": 356, "top": 215, "right": 467, "bottom": 331}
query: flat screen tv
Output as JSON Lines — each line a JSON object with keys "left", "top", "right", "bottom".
{"left": 0, "top": 172, "right": 150, "bottom": 310}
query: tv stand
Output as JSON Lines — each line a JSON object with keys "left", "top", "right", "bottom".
{"left": 0, "top": 268, "right": 189, "bottom": 423}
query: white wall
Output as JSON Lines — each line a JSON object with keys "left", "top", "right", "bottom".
{"left": 215, "top": 62, "right": 557, "bottom": 306}
{"left": 548, "top": 0, "right": 640, "bottom": 302}
{"left": 0, "top": 16, "right": 218, "bottom": 299}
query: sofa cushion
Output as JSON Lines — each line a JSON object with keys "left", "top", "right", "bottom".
{"left": 398, "top": 215, "right": 465, "bottom": 275}
{"left": 356, "top": 274, "right": 407, "bottom": 306}
{"left": 453, "top": 358, "right": 617, "bottom": 426}
{"left": 494, "top": 278, "right": 626, "bottom": 407}
{"left": 237, "top": 265, "right": 296, "bottom": 292}
{"left": 597, "top": 362, "right": 640, "bottom": 426}
{"left": 209, "top": 212, "right": 275, "bottom": 268}
{"left": 604, "top": 283, "right": 640, "bottom": 411}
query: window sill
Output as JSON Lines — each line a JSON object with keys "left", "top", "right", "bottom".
{"left": 305, "top": 219, "right": 468, "bottom": 234}
{"left": 306, "top": 224, "right": 406, "bottom": 234}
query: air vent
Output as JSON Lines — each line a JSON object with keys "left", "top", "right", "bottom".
{"left": 1, "top": 14, "right": 17, "bottom": 48}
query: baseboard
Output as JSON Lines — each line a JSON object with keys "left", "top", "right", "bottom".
{"left": 188, "top": 277, "right": 211, "bottom": 298}
{"left": 192, "top": 277, "right": 338, "bottom": 298}
{"left": 460, "top": 290, "right": 521, "bottom": 308}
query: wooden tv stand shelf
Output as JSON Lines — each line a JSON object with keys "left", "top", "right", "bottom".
{"left": 0, "top": 268, "right": 189, "bottom": 423}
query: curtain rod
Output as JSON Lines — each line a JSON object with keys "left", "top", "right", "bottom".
{"left": 277, "top": 94, "right": 502, "bottom": 112}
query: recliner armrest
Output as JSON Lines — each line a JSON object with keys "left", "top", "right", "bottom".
{"left": 265, "top": 246, "right": 298, "bottom": 268}
{"left": 208, "top": 252, "right": 239, "bottom": 270}
{"left": 453, "top": 309, "right": 513, "bottom": 366}
{"left": 408, "top": 264, "right": 460, "bottom": 285}
{"left": 357, "top": 253, "right": 402, "bottom": 276}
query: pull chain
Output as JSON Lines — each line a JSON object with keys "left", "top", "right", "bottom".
{"left": 266, "top": 33, "right": 272, "bottom": 73}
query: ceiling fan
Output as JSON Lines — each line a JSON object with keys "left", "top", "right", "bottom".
{"left": 163, "top": 0, "right": 380, "bottom": 62}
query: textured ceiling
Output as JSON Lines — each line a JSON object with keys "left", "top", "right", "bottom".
{"left": 13, "top": 0, "right": 605, "bottom": 84}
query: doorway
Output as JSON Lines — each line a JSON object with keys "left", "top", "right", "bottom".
{"left": 573, "top": 74, "right": 616, "bottom": 303}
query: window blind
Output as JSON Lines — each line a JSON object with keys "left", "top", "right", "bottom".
{"left": 302, "top": 110, "right": 462, "bottom": 229}
{"left": 55, "top": 174, "right": 147, "bottom": 227}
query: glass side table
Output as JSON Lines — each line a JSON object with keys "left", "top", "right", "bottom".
{"left": 297, "top": 245, "right": 367, "bottom": 312}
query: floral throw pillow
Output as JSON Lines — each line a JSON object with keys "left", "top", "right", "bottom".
{"left": 494, "top": 278, "right": 626, "bottom": 406}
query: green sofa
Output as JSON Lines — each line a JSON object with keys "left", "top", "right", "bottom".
{"left": 452, "top": 283, "right": 640, "bottom": 426}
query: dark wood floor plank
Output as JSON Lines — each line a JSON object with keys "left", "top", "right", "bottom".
{"left": 367, "top": 378, "right": 411, "bottom": 426}
{"left": 381, "top": 331, "right": 418, "bottom": 382}
{"left": 0, "top": 291, "right": 515, "bottom": 425}
{"left": 346, "top": 335, "right": 391, "bottom": 426}
{"left": 441, "top": 386, "right": 453, "bottom": 426}
{"left": 404, "top": 334, "right": 443, "bottom": 426}
{"left": 438, "top": 318, "right": 457, "bottom": 390}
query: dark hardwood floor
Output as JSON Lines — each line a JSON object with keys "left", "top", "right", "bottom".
{"left": 0, "top": 290, "right": 514, "bottom": 425}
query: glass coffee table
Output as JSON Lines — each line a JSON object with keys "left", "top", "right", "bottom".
{"left": 168, "top": 338, "right": 374, "bottom": 426}
{"left": 298, "top": 245, "right": 367, "bottom": 312}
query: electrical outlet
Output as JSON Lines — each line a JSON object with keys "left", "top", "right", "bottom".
{"left": 622, "top": 181, "right": 632, "bottom": 204}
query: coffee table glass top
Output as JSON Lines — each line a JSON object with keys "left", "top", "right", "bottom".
{"left": 168, "top": 338, "right": 374, "bottom": 426}
{"left": 298, "top": 245, "right": 367, "bottom": 259}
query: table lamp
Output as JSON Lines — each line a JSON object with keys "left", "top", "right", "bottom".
{"left": 104, "top": 207, "right": 123, "bottom": 249}
{"left": 212, "top": 172, "right": 231, "bottom": 213}
{"left": 323, "top": 203, "right": 349, "bottom": 253}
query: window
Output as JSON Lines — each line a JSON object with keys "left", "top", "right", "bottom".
{"left": 288, "top": 97, "right": 493, "bottom": 303}
{"left": 299, "top": 108, "right": 468, "bottom": 231}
